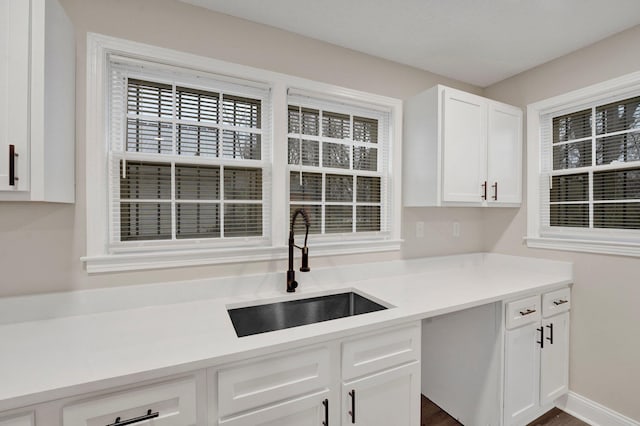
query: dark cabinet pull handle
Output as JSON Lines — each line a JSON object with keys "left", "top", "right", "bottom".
{"left": 106, "top": 409, "right": 159, "bottom": 426}
{"left": 481, "top": 181, "right": 487, "bottom": 200}
{"left": 553, "top": 299, "right": 568, "bottom": 306}
{"left": 546, "top": 323, "right": 554, "bottom": 344}
{"left": 9, "top": 144, "right": 17, "bottom": 186}
{"left": 322, "top": 398, "right": 329, "bottom": 426}
{"left": 519, "top": 308, "right": 536, "bottom": 316}
{"left": 537, "top": 326, "right": 544, "bottom": 349}
{"left": 492, "top": 182, "right": 498, "bottom": 200}
{"left": 349, "top": 389, "right": 356, "bottom": 423}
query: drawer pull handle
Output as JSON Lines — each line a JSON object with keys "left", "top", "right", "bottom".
{"left": 349, "top": 389, "right": 356, "bottom": 423}
{"left": 322, "top": 398, "right": 329, "bottom": 426}
{"left": 107, "top": 409, "right": 159, "bottom": 426}
{"left": 9, "top": 144, "right": 18, "bottom": 186}
{"left": 481, "top": 181, "right": 487, "bottom": 200}
{"left": 546, "top": 323, "right": 554, "bottom": 344}
{"left": 519, "top": 308, "right": 536, "bottom": 316}
{"left": 537, "top": 326, "right": 544, "bottom": 349}
{"left": 492, "top": 181, "right": 498, "bottom": 201}
{"left": 553, "top": 299, "right": 568, "bottom": 306}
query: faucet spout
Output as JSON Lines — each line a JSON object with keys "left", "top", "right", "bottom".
{"left": 287, "top": 208, "right": 311, "bottom": 292}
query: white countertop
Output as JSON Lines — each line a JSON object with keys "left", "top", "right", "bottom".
{"left": 0, "top": 253, "right": 572, "bottom": 412}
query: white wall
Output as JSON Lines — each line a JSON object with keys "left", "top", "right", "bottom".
{"left": 0, "top": 0, "right": 484, "bottom": 297}
{"left": 484, "top": 24, "right": 640, "bottom": 422}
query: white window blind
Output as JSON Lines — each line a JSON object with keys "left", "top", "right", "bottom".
{"left": 108, "top": 59, "right": 271, "bottom": 251}
{"left": 287, "top": 94, "right": 391, "bottom": 239}
{"left": 540, "top": 94, "right": 640, "bottom": 237}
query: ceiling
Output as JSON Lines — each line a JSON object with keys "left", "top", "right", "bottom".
{"left": 179, "top": 0, "right": 640, "bottom": 87}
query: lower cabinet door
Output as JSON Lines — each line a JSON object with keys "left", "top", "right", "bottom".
{"left": 540, "top": 312, "right": 570, "bottom": 406}
{"left": 503, "top": 322, "right": 541, "bottom": 426}
{"left": 342, "top": 362, "right": 420, "bottom": 426}
{"left": 219, "top": 390, "right": 330, "bottom": 426}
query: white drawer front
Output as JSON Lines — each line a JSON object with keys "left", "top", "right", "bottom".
{"left": 218, "top": 346, "right": 330, "bottom": 419}
{"left": 63, "top": 376, "right": 197, "bottom": 426}
{"left": 219, "top": 390, "right": 329, "bottom": 426}
{"left": 542, "top": 287, "right": 571, "bottom": 317}
{"left": 342, "top": 323, "right": 420, "bottom": 381}
{"left": 0, "top": 413, "right": 34, "bottom": 426}
{"left": 505, "top": 295, "right": 541, "bottom": 329}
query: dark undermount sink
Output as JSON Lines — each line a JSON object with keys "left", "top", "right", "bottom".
{"left": 228, "top": 291, "right": 388, "bottom": 337}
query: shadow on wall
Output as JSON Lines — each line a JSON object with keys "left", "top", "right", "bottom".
{"left": 401, "top": 207, "right": 486, "bottom": 258}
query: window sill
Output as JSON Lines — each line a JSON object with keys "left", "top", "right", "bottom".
{"left": 525, "top": 236, "right": 640, "bottom": 257}
{"left": 82, "top": 239, "right": 403, "bottom": 273}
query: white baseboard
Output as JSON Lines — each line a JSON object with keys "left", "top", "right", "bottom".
{"left": 556, "top": 392, "right": 639, "bottom": 426}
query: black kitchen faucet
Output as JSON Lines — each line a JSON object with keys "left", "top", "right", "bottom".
{"left": 287, "top": 208, "right": 310, "bottom": 292}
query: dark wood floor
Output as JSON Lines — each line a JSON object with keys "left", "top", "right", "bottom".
{"left": 421, "top": 396, "right": 589, "bottom": 426}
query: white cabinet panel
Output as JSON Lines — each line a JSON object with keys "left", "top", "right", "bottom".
{"left": 487, "top": 102, "right": 523, "bottom": 205}
{"left": 540, "top": 312, "right": 570, "bottom": 406}
{"left": 342, "top": 362, "right": 420, "bottom": 426}
{"left": 421, "top": 303, "right": 501, "bottom": 426}
{"left": 0, "top": 0, "right": 74, "bottom": 202}
{"left": 218, "top": 346, "right": 330, "bottom": 418}
{"left": 504, "top": 322, "right": 541, "bottom": 426}
{"left": 442, "top": 88, "right": 487, "bottom": 204}
{"left": 0, "top": 0, "right": 29, "bottom": 192}
{"left": 219, "top": 390, "right": 330, "bottom": 426}
{"left": 342, "top": 323, "right": 420, "bottom": 381}
{"left": 505, "top": 295, "right": 541, "bottom": 330}
{"left": 63, "top": 376, "right": 198, "bottom": 426}
{"left": 542, "top": 288, "right": 571, "bottom": 317}
{"left": 0, "top": 413, "right": 34, "bottom": 426}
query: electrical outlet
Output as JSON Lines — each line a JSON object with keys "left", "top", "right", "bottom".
{"left": 416, "top": 221, "right": 424, "bottom": 238}
{"left": 453, "top": 222, "right": 460, "bottom": 237}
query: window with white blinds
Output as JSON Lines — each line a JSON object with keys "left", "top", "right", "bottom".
{"left": 540, "top": 94, "right": 640, "bottom": 236}
{"left": 109, "top": 60, "right": 270, "bottom": 249}
{"left": 287, "top": 95, "right": 390, "bottom": 238}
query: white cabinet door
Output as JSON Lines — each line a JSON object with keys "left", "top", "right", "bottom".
{"left": 219, "top": 390, "right": 330, "bottom": 426}
{"left": 442, "top": 88, "right": 487, "bottom": 204}
{"left": 0, "top": 0, "right": 30, "bottom": 192}
{"left": 504, "top": 322, "right": 541, "bottom": 426}
{"left": 487, "top": 102, "right": 522, "bottom": 205}
{"left": 540, "top": 312, "right": 570, "bottom": 406}
{"left": 342, "top": 362, "right": 420, "bottom": 426}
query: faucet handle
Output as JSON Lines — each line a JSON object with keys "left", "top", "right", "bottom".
{"left": 300, "top": 246, "right": 310, "bottom": 272}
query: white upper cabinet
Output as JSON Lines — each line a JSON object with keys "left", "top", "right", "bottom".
{"left": 0, "top": 0, "right": 75, "bottom": 202}
{"left": 403, "top": 85, "right": 522, "bottom": 207}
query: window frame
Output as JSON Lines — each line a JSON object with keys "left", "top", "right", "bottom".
{"left": 526, "top": 70, "right": 640, "bottom": 257}
{"left": 83, "top": 33, "right": 403, "bottom": 273}
{"left": 286, "top": 93, "right": 391, "bottom": 241}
